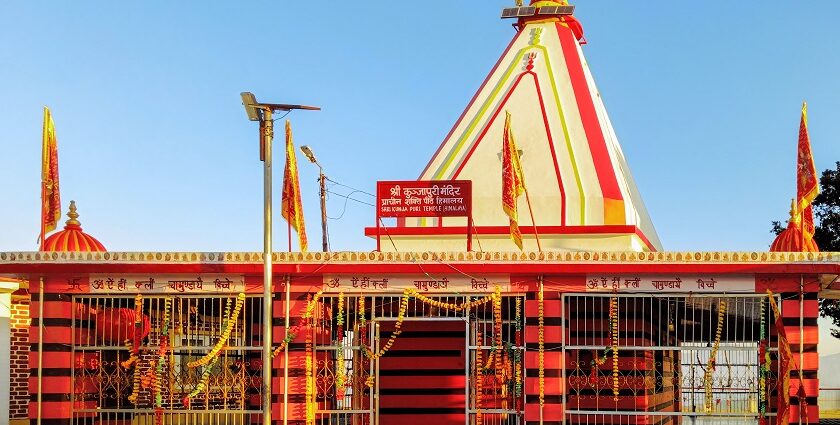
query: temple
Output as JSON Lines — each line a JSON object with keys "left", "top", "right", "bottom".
{"left": 1, "top": 2, "right": 839, "bottom": 425}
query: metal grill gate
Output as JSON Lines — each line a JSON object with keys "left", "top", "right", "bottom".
{"left": 71, "top": 294, "right": 264, "bottom": 424}
{"left": 562, "top": 293, "right": 780, "bottom": 425}
{"left": 312, "top": 294, "right": 525, "bottom": 425}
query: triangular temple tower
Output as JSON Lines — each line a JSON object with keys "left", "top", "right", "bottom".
{"left": 368, "top": 0, "right": 662, "bottom": 252}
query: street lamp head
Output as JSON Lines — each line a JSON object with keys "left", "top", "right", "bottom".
{"left": 241, "top": 92, "right": 261, "bottom": 122}
{"left": 300, "top": 145, "right": 318, "bottom": 164}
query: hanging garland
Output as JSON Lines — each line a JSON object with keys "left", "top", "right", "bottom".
{"left": 514, "top": 296, "right": 523, "bottom": 410}
{"left": 362, "top": 290, "right": 410, "bottom": 359}
{"left": 611, "top": 295, "right": 620, "bottom": 401}
{"left": 335, "top": 292, "right": 347, "bottom": 399}
{"left": 153, "top": 297, "right": 171, "bottom": 425}
{"left": 758, "top": 298, "right": 769, "bottom": 421}
{"left": 187, "top": 293, "right": 245, "bottom": 368}
{"left": 538, "top": 281, "right": 545, "bottom": 409}
{"left": 305, "top": 297, "right": 315, "bottom": 425}
{"left": 127, "top": 294, "right": 144, "bottom": 405}
{"left": 405, "top": 288, "right": 495, "bottom": 311}
{"left": 704, "top": 299, "right": 727, "bottom": 412}
{"left": 475, "top": 324, "right": 484, "bottom": 425}
{"left": 182, "top": 293, "right": 245, "bottom": 408}
{"left": 271, "top": 291, "right": 324, "bottom": 359}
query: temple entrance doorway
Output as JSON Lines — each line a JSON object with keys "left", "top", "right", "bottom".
{"left": 375, "top": 319, "right": 468, "bottom": 425}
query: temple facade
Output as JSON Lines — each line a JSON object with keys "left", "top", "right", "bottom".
{"left": 2, "top": 2, "right": 839, "bottom": 425}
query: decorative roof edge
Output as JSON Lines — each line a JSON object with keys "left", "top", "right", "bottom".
{"left": 0, "top": 251, "right": 838, "bottom": 265}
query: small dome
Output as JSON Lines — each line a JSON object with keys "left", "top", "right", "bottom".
{"left": 770, "top": 200, "right": 819, "bottom": 253}
{"left": 43, "top": 201, "right": 106, "bottom": 252}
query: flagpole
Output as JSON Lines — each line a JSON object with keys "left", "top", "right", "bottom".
{"left": 39, "top": 182, "right": 46, "bottom": 251}
{"left": 523, "top": 187, "right": 542, "bottom": 252}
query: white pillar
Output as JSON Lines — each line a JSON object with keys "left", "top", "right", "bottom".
{"left": 0, "top": 279, "right": 20, "bottom": 425}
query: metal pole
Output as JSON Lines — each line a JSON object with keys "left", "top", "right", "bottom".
{"left": 37, "top": 277, "right": 44, "bottom": 425}
{"left": 262, "top": 108, "right": 274, "bottom": 425}
{"left": 319, "top": 169, "right": 328, "bottom": 252}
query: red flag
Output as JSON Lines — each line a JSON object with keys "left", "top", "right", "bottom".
{"left": 501, "top": 111, "right": 525, "bottom": 250}
{"left": 281, "top": 120, "right": 308, "bottom": 252}
{"left": 768, "top": 290, "right": 793, "bottom": 425}
{"left": 796, "top": 102, "right": 819, "bottom": 242}
{"left": 40, "top": 107, "right": 61, "bottom": 249}
{"left": 796, "top": 381, "right": 808, "bottom": 424}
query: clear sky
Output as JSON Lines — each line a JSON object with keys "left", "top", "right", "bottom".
{"left": 1, "top": 2, "right": 839, "bottom": 352}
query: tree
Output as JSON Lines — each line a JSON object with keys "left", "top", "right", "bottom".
{"left": 772, "top": 162, "right": 840, "bottom": 338}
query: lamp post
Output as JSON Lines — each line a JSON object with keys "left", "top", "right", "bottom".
{"left": 240, "top": 92, "right": 319, "bottom": 425}
{"left": 300, "top": 145, "right": 329, "bottom": 252}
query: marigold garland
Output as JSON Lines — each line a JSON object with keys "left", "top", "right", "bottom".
{"left": 127, "top": 294, "right": 144, "bottom": 405}
{"left": 335, "top": 292, "right": 347, "bottom": 399}
{"left": 704, "top": 299, "right": 727, "bottom": 412}
{"left": 187, "top": 293, "right": 245, "bottom": 368}
{"left": 154, "top": 298, "right": 171, "bottom": 425}
{"left": 271, "top": 291, "right": 324, "bottom": 359}
{"left": 514, "top": 296, "right": 523, "bottom": 409}
{"left": 363, "top": 291, "right": 410, "bottom": 359}
{"left": 406, "top": 288, "right": 495, "bottom": 311}
{"left": 611, "top": 295, "right": 620, "bottom": 400}
{"left": 305, "top": 302, "right": 315, "bottom": 425}
{"left": 538, "top": 281, "right": 545, "bottom": 409}
{"left": 475, "top": 325, "right": 484, "bottom": 425}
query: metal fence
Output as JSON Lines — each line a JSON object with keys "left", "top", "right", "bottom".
{"left": 563, "top": 293, "right": 780, "bottom": 424}
{"left": 312, "top": 294, "right": 525, "bottom": 425}
{"left": 71, "top": 294, "right": 264, "bottom": 424}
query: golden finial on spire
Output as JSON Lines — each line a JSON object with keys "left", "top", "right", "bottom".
{"left": 66, "top": 200, "right": 81, "bottom": 227}
{"left": 516, "top": 0, "right": 523, "bottom": 5}
{"left": 788, "top": 198, "right": 801, "bottom": 225}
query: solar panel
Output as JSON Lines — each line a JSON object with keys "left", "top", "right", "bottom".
{"left": 501, "top": 6, "right": 536, "bottom": 18}
{"left": 537, "top": 5, "right": 575, "bottom": 15}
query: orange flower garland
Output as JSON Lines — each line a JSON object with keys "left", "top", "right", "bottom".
{"left": 406, "top": 288, "right": 495, "bottom": 311}
{"left": 335, "top": 292, "right": 346, "bottom": 399}
{"left": 611, "top": 296, "right": 619, "bottom": 401}
{"left": 305, "top": 298, "right": 315, "bottom": 425}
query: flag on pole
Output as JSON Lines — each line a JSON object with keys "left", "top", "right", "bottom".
{"left": 502, "top": 111, "right": 525, "bottom": 250}
{"left": 40, "top": 106, "right": 61, "bottom": 249}
{"left": 767, "top": 290, "right": 793, "bottom": 425}
{"left": 281, "top": 120, "right": 308, "bottom": 252}
{"left": 796, "top": 102, "right": 819, "bottom": 241}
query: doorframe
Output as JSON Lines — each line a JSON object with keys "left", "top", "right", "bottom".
{"left": 371, "top": 316, "right": 470, "bottom": 425}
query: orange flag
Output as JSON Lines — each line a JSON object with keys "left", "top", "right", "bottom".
{"left": 502, "top": 111, "right": 525, "bottom": 250}
{"left": 281, "top": 120, "right": 308, "bottom": 252}
{"left": 768, "top": 290, "right": 794, "bottom": 425}
{"left": 40, "top": 107, "right": 61, "bottom": 249}
{"left": 796, "top": 102, "right": 819, "bottom": 242}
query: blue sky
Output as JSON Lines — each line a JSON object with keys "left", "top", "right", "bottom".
{"left": 1, "top": 2, "right": 839, "bottom": 350}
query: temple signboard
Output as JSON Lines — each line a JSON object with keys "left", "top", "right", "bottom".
{"left": 375, "top": 180, "right": 473, "bottom": 250}
{"left": 88, "top": 274, "right": 246, "bottom": 293}
{"left": 377, "top": 180, "right": 472, "bottom": 217}
{"left": 322, "top": 274, "right": 509, "bottom": 293}
{"left": 584, "top": 274, "right": 755, "bottom": 293}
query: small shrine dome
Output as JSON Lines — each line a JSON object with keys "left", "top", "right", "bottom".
{"left": 770, "top": 200, "right": 819, "bottom": 253}
{"left": 43, "top": 201, "right": 106, "bottom": 252}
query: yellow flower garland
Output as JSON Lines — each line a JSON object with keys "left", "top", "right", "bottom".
{"left": 475, "top": 326, "right": 484, "bottom": 425}
{"left": 704, "top": 299, "right": 726, "bottom": 412}
{"left": 305, "top": 304, "right": 315, "bottom": 425}
{"left": 335, "top": 292, "right": 346, "bottom": 398}
{"left": 271, "top": 291, "right": 324, "bottom": 359}
{"left": 538, "top": 281, "right": 545, "bottom": 409}
{"left": 187, "top": 293, "right": 245, "bottom": 368}
{"left": 405, "top": 288, "right": 495, "bottom": 311}
{"left": 363, "top": 290, "right": 410, "bottom": 359}
{"left": 611, "top": 296, "right": 619, "bottom": 400}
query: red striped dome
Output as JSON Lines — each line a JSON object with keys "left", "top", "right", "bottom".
{"left": 43, "top": 201, "right": 106, "bottom": 252}
{"left": 770, "top": 200, "right": 819, "bottom": 253}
